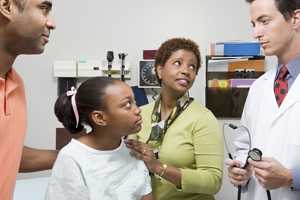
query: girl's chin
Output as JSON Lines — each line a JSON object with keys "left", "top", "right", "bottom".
{"left": 128, "top": 126, "right": 142, "bottom": 135}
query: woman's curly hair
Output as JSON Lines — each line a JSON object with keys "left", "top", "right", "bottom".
{"left": 154, "top": 38, "right": 201, "bottom": 84}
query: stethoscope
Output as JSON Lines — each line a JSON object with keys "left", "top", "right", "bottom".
{"left": 223, "top": 123, "right": 271, "bottom": 200}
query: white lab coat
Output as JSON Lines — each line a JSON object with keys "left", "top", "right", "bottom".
{"left": 238, "top": 67, "right": 300, "bottom": 200}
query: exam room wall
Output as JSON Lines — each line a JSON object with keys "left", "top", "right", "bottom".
{"left": 13, "top": 0, "right": 265, "bottom": 199}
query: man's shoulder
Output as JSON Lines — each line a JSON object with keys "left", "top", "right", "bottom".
{"left": 4, "top": 68, "right": 25, "bottom": 87}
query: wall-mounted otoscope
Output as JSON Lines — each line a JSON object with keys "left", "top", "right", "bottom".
{"left": 106, "top": 51, "right": 114, "bottom": 78}
{"left": 224, "top": 123, "right": 271, "bottom": 200}
{"left": 118, "top": 53, "right": 127, "bottom": 82}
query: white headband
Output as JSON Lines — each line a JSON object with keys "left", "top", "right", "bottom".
{"left": 66, "top": 86, "right": 79, "bottom": 128}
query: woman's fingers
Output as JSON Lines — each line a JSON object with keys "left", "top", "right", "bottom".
{"left": 126, "top": 139, "right": 154, "bottom": 160}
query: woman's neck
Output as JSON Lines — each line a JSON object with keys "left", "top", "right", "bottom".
{"left": 160, "top": 91, "right": 179, "bottom": 120}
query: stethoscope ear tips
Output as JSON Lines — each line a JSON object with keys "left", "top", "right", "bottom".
{"left": 248, "top": 148, "right": 263, "bottom": 161}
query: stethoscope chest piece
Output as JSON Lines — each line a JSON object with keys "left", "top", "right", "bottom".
{"left": 248, "top": 148, "right": 262, "bottom": 161}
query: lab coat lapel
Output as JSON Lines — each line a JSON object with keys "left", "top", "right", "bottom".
{"left": 263, "top": 68, "right": 278, "bottom": 113}
{"left": 259, "top": 69, "right": 280, "bottom": 126}
{"left": 273, "top": 73, "right": 300, "bottom": 122}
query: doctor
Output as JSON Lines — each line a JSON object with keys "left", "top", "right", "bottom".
{"left": 226, "top": 0, "right": 300, "bottom": 199}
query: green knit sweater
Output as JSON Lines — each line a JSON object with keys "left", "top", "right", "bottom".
{"left": 135, "top": 100, "right": 224, "bottom": 200}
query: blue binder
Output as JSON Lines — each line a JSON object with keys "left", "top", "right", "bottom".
{"left": 217, "top": 42, "right": 261, "bottom": 56}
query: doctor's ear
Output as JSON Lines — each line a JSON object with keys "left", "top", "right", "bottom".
{"left": 291, "top": 9, "right": 300, "bottom": 30}
{"left": 90, "top": 111, "right": 107, "bottom": 126}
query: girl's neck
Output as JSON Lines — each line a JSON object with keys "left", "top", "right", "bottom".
{"left": 78, "top": 129, "right": 122, "bottom": 151}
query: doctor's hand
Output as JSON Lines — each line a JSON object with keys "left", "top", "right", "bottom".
{"left": 248, "top": 157, "right": 293, "bottom": 190}
{"left": 125, "top": 139, "right": 160, "bottom": 173}
{"left": 225, "top": 159, "right": 253, "bottom": 187}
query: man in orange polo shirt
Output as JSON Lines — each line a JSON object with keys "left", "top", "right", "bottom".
{"left": 0, "top": 0, "right": 58, "bottom": 199}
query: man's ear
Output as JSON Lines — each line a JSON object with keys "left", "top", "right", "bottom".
{"left": 0, "top": 0, "right": 14, "bottom": 19}
{"left": 90, "top": 111, "right": 107, "bottom": 126}
{"left": 292, "top": 9, "right": 300, "bottom": 30}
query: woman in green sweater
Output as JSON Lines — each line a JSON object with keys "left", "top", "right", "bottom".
{"left": 126, "top": 38, "right": 224, "bottom": 200}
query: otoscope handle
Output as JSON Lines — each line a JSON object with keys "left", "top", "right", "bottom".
{"left": 107, "top": 51, "right": 114, "bottom": 78}
{"left": 118, "top": 53, "right": 127, "bottom": 81}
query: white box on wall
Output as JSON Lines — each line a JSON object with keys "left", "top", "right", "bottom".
{"left": 77, "top": 60, "right": 103, "bottom": 77}
{"left": 53, "top": 61, "right": 77, "bottom": 77}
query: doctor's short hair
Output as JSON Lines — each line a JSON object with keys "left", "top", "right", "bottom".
{"left": 154, "top": 37, "right": 201, "bottom": 85}
{"left": 246, "top": 0, "right": 300, "bottom": 20}
{"left": 54, "top": 77, "right": 119, "bottom": 134}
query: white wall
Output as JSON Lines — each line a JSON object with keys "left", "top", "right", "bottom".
{"left": 14, "top": 0, "right": 266, "bottom": 199}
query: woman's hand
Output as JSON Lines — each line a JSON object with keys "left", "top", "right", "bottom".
{"left": 125, "top": 139, "right": 161, "bottom": 173}
{"left": 126, "top": 139, "right": 182, "bottom": 187}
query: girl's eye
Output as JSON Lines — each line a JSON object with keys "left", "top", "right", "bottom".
{"left": 124, "top": 101, "right": 134, "bottom": 110}
{"left": 125, "top": 102, "right": 132, "bottom": 109}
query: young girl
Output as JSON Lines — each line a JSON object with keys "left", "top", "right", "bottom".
{"left": 46, "top": 77, "right": 152, "bottom": 200}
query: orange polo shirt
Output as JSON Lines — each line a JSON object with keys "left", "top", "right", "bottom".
{"left": 0, "top": 68, "right": 27, "bottom": 200}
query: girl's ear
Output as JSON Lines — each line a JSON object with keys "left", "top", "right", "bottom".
{"left": 90, "top": 111, "right": 107, "bottom": 126}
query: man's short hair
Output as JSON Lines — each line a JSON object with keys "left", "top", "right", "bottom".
{"left": 246, "top": 0, "right": 300, "bottom": 20}
{"left": 13, "top": 0, "right": 27, "bottom": 10}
